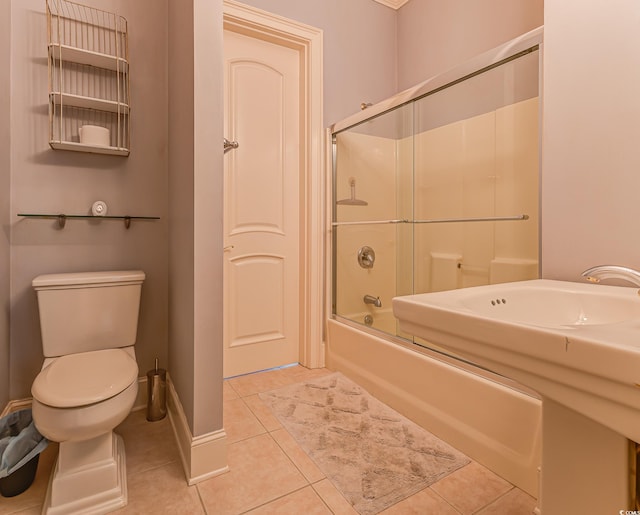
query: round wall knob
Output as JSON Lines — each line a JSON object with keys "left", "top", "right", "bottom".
{"left": 91, "top": 201, "right": 108, "bottom": 216}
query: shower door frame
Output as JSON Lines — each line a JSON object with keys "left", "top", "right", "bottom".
{"left": 223, "top": 0, "right": 325, "bottom": 369}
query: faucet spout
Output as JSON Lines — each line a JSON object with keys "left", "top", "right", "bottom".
{"left": 363, "top": 294, "right": 382, "bottom": 308}
{"left": 581, "top": 265, "right": 640, "bottom": 288}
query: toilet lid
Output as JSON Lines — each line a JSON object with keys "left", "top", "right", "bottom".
{"left": 32, "top": 348, "right": 138, "bottom": 408}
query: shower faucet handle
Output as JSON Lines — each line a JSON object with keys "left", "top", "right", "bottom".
{"left": 358, "top": 246, "right": 375, "bottom": 269}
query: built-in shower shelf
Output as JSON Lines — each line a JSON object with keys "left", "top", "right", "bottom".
{"left": 17, "top": 213, "right": 159, "bottom": 229}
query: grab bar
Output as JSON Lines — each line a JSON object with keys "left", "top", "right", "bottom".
{"left": 332, "top": 214, "right": 529, "bottom": 227}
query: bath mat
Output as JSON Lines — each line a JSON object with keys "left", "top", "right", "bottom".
{"left": 259, "top": 372, "right": 470, "bottom": 514}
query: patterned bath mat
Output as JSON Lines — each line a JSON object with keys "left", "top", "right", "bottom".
{"left": 259, "top": 372, "right": 470, "bottom": 514}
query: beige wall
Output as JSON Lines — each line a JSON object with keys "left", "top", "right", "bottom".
{"left": 0, "top": 0, "right": 10, "bottom": 409}
{"left": 236, "top": 0, "right": 398, "bottom": 126}
{"left": 8, "top": 0, "right": 169, "bottom": 399}
{"left": 397, "top": 0, "right": 544, "bottom": 91}
{"left": 168, "top": 0, "right": 196, "bottom": 431}
{"left": 542, "top": 0, "right": 640, "bottom": 279}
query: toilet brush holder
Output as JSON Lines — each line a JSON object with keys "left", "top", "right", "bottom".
{"left": 146, "top": 358, "right": 167, "bottom": 422}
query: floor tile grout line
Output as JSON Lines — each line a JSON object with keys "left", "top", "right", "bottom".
{"left": 309, "top": 481, "right": 341, "bottom": 515}
{"left": 194, "top": 480, "right": 210, "bottom": 515}
{"left": 470, "top": 485, "right": 516, "bottom": 514}
{"left": 268, "top": 425, "right": 327, "bottom": 486}
{"left": 125, "top": 458, "right": 181, "bottom": 479}
{"left": 224, "top": 379, "right": 240, "bottom": 397}
{"left": 238, "top": 394, "right": 271, "bottom": 435}
{"left": 225, "top": 428, "right": 270, "bottom": 446}
{"left": 235, "top": 483, "right": 331, "bottom": 515}
{"left": 428, "top": 485, "right": 465, "bottom": 514}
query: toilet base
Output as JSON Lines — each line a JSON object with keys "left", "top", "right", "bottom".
{"left": 42, "top": 432, "right": 128, "bottom": 515}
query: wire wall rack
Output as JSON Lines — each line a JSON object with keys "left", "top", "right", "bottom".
{"left": 47, "top": 0, "right": 130, "bottom": 156}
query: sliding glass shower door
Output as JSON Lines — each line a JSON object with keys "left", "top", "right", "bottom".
{"left": 332, "top": 42, "right": 540, "bottom": 356}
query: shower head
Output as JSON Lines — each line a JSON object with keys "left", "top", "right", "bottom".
{"left": 336, "top": 198, "right": 368, "bottom": 206}
{"left": 336, "top": 177, "right": 368, "bottom": 206}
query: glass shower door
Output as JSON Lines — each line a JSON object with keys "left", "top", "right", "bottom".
{"left": 331, "top": 43, "right": 540, "bottom": 358}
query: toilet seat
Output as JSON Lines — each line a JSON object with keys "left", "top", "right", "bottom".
{"left": 32, "top": 348, "right": 138, "bottom": 408}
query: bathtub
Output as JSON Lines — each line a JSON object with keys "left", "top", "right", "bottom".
{"left": 326, "top": 317, "right": 542, "bottom": 497}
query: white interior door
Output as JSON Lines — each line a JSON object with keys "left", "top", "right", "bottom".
{"left": 223, "top": 29, "right": 301, "bottom": 378}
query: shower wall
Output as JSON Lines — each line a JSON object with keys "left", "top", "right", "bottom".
{"left": 413, "top": 97, "right": 539, "bottom": 293}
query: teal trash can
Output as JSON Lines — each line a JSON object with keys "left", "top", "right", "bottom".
{"left": 0, "top": 409, "right": 48, "bottom": 497}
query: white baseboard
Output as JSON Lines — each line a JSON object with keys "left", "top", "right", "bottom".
{"left": 166, "top": 373, "right": 229, "bottom": 484}
{"left": 1, "top": 397, "right": 32, "bottom": 417}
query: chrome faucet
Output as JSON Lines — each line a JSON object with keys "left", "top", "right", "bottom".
{"left": 581, "top": 265, "right": 640, "bottom": 289}
{"left": 363, "top": 294, "right": 382, "bottom": 308}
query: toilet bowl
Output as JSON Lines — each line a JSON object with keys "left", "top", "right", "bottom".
{"left": 30, "top": 270, "right": 145, "bottom": 515}
{"left": 31, "top": 348, "right": 138, "bottom": 443}
{"left": 31, "top": 349, "right": 139, "bottom": 515}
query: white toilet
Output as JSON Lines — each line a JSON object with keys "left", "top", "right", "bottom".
{"left": 30, "top": 270, "right": 145, "bottom": 515}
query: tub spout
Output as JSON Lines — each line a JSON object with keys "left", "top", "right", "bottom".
{"left": 363, "top": 295, "right": 382, "bottom": 308}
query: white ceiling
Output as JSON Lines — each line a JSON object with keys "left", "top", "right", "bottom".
{"left": 373, "top": 0, "right": 410, "bottom": 9}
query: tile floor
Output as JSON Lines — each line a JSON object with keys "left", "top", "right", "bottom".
{"left": 2, "top": 365, "right": 537, "bottom": 514}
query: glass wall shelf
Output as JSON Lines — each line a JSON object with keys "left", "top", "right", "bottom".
{"left": 17, "top": 213, "right": 160, "bottom": 229}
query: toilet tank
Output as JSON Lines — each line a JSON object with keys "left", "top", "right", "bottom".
{"left": 32, "top": 270, "right": 145, "bottom": 358}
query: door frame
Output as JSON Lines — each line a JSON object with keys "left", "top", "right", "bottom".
{"left": 223, "top": 0, "right": 325, "bottom": 368}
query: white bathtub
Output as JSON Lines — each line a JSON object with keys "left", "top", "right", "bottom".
{"left": 326, "top": 317, "right": 542, "bottom": 497}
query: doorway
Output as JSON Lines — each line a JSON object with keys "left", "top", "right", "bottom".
{"left": 222, "top": 1, "right": 324, "bottom": 377}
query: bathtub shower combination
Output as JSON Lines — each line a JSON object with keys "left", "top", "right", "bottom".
{"left": 327, "top": 28, "right": 543, "bottom": 498}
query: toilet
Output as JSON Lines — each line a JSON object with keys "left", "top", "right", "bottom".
{"left": 30, "top": 270, "right": 145, "bottom": 515}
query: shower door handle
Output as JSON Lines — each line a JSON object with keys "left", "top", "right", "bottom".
{"left": 224, "top": 138, "right": 239, "bottom": 153}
